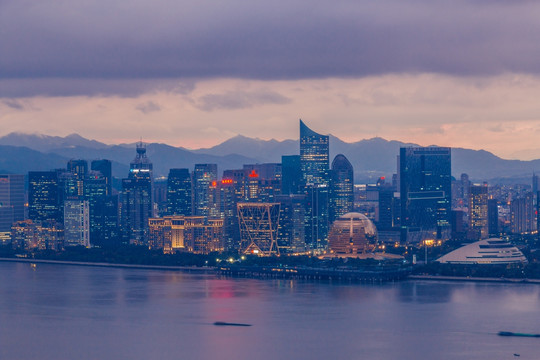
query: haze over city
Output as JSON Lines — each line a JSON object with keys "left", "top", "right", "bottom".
{"left": 2, "top": 0, "right": 540, "bottom": 159}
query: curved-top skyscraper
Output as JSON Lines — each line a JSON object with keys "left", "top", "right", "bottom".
{"left": 330, "top": 154, "right": 354, "bottom": 223}
{"left": 300, "top": 119, "right": 329, "bottom": 187}
{"left": 299, "top": 120, "right": 330, "bottom": 250}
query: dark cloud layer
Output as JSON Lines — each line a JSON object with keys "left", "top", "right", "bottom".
{"left": 1, "top": 0, "right": 540, "bottom": 96}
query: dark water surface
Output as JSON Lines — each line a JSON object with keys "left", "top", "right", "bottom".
{"left": 1, "top": 262, "right": 539, "bottom": 360}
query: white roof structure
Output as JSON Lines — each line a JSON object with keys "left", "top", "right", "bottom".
{"left": 437, "top": 238, "right": 527, "bottom": 265}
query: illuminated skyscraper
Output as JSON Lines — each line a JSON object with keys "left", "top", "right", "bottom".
{"left": 64, "top": 199, "right": 90, "bottom": 247}
{"left": 299, "top": 120, "right": 330, "bottom": 249}
{"left": 237, "top": 202, "right": 280, "bottom": 255}
{"left": 329, "top": 154, "right": 354, "bottom": 223}
{"left": 193, "top": 164, "right": 217, "bottom": 217}
{"left": 67, "top": 159, "right": 88, "bottom": 198}
{"left": 28, "top": 171, "right": 62, "bottom": 224}
{"left": 121, "top": 142, "right": 153, "bottom": 245}
{"left": 167, "top": 168, "right": 192, "bottom": 216}
{"left": 468, "top": 183, "right": 488, "bottom": 240}
{"left": 399, "top": 146, "right": 451, "bottom": 242}
{"left": 300, "top": 119, "right": 329, "bottom": 187}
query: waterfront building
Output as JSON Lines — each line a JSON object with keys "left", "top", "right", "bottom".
{"left": 64, "top": 199, "right": 90, "bottom": 247}
{"left": 0, "top": 174, "right": 25, "bottom": 243}
{"left": 399, "top": 146, "right": 451, "bottom": 243}
{"left": 166, "top": 168, "right": 192, "bottom": 216}
{"left": 237, "top": 202, "right": 280, "bottom": 255}
{"left": 468, "top": 183, "right": 489, "bottom": 240}
{"left": 437, "top": 238, "right": 527, "bottom": 265}
{"left": 148, "top": 215, "right": 223, "bottom": 254}
{"left": 328, "top": 212, "right": 377, "bottom": 255}
{"left": 193, "top": 164, "right": 217, "bottom": 217}
{"left": 121, "top": 142, "right": 153, "bottom": 245}
{"left": 28, "top": 171, "right": 62, "bottom": 224}
{"left": 11, "top": 220, "right": 63, "bottom": 251}
{"left": 329, "top": 154, "right": 354, "bottom": 223}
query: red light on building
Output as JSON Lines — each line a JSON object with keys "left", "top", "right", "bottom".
{"left": 248, "top": 170, "right": 259, "bottom": 178}
{"left": 221, "top": 179, "right": 233, "bottom": 184}
{"left": 211, "top": 181, "right": 217, "bottom": 187}
{"left": 380, "top": 176, "right": 385, "bottom": 180}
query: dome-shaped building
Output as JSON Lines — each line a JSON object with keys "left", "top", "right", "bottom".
{"left": 328, "top": 212, "right": 377, "bottom": 255}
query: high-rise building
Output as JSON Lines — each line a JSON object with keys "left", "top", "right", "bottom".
{"left": 148, "top": 215, "right": 223, "bottom": 254}
{"left": 91, "top": 159, "right": 112, "bottom": 195}
{"left": 300, "top": 119, "right": 329, "bottom": 187}
{"left": 510, "top": 193, "right": 535, "bottom": 234}
{"left": 281, "top": 155, "right": 302, "bottom": 195}
{"left": 167, "top": 169, "right": 192, "bottom": 216}
{"left": 237, "top": 202, "right": 281, "bottom": 255}
{"left": 64, "top": 199, "right": 90, "bottom": 247}
{"left": 468, "top": 183, "right": 489, "bottom": 240}
{"left": 67, "top": 159, "right": 88, "bottom": 198}
{"left": 399, "top": 146, "right": 451, "bottom": 243}
{"left": 84, "top": 174, "right": 119, "bottom": 247}
{"left": 121, "top": 142, "right": 153, "bottom": 245}
{"left": 299, "top": 120, "right": 330, "bottom": 250}
{"left": 488, "top": 198, "right": 499, "bottom": 236}
{"left": 276, "top": 194, "right": 306, "bottom": 253}
{"left": 192, "top": 164, "right": 217, "bottom": 217}
{"left": 28, "top": 171, "right": 62, "bottom": 224}
{"left": 329, "top": 154, "right": 354, "bottom": 223}
{"left": 0, "top": 174, "right": 25, "bottom": 236}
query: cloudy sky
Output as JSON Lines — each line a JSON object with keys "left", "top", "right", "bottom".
{"left": 2, "top": 0, "right": 540, "bottom": 158}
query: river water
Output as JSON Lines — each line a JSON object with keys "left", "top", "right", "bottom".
{"left": 1, "top": 262, "right": 539, "bottom": 360}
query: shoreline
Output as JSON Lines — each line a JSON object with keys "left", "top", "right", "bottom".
{"left": 2, "top": 257, "right": 540, "bottom": 284}
{"left": 409, "top": 274, "right": 540, "bottom": 284}
{"left": 0, "top": 257, "right": 215, "bottom": 273}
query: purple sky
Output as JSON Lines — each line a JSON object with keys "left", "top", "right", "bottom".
{"left": 2, "top": 0, "right": 540, "bottom": 158}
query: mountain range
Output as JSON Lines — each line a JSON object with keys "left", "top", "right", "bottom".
{"left": 0, "top": 132, "right": 538, "bottom": 184}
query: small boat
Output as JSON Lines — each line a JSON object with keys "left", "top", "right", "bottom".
{"left": 498, "top": 331, "right": 540, "bottom": 338}
{"left": 30, "top": 263, "right": 37, "bottom": 270}
{"left": 213, "top": 322, "right": 252, "bottom": 327}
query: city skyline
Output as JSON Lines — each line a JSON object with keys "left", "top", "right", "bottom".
{"left": 2, "top": 1, "right": 540, "bottom": 159}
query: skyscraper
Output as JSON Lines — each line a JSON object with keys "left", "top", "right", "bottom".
{"left": 167, "top": 169, "right": 192, "bottom": 216}
{"left": 91, "top": 159, "right": 112, "bottom": 195}
{"left": 468, "top": 183, "right": 488, "bottom": 240}
{"left": 329, "top": 154, "right": 354, "bottom": 223}
{"left": 192, "top": 164, "right": 217, "bottom": 217}
{"left": 0, "top": 174, "right": 24, "bottom": 226}
{"left": 300, "top": 119, "right": 329, "bottom": 187}
{"left": 67, "top": 159, "right": 88, "bottom": 198}
{"left": 64, "top": 199, "right": 90, "bottom": 247}
{"left": 28, "top": 171, "right": 62, "bottom": 224}
{"left": 399, "top": 146, "right": 451, "bottom": 242}
{"left": 281, "top": 155, "right": 302, "bottom": 195}
{"left": 299, "top": 120, "right": 330, "bottom": 250}
{"left": 121, "top": 142, "right": 153, "bottom": 245}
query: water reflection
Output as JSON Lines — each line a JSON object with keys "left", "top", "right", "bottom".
{"left": 2, "top": 262, "right": 540, "bottom": 360}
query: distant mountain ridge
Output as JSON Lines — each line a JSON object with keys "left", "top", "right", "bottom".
{"left": 0, "top": 132, "right": 538, "bottom": 183}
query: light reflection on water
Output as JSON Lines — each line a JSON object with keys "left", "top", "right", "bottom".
{"left": 1, "top": 262, "right": 539, "bottom": 360}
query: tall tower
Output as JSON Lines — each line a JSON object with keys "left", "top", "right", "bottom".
{"left": 329, "top": 154, "right": 354, "bottom": 223}
{"left": 91, "top": 159, "right": 112, "bottom": 196}
{"left": 399, "top": 146, "right": 451, "bottom": 243}
{"left": 192, "top": 164, "right": 217, "bottom": 217}
{"left": 28, "top": 171, "right": 62, "bottom": 224}
{"left": 121, "top": 142, "right": 153, "bottom": 245}
{"left": 299, "top": 120, "right": 330, "bottom": 250}
{"left": 167, "top": 169, "right": 192, "bottom": 216}
{"left": 468, "top": 183, "right": 488, "bottom": 240}
{"left": 300, "top": 119, "right": 329, "bottom": 187}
